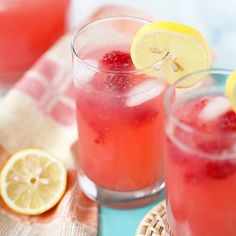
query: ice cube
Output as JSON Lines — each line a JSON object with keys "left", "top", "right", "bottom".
{"left": 126, "top": 79, "right": 165, "bottom": 107}
{"left": 199, "top": 96, "right": 231, "bottom": 121}
{"left": 74, "top": 59, "right": 98, "bottom": 85}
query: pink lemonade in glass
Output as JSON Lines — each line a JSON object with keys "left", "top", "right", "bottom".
{"left": 165, "top": 69, "right": 236, "bottom": 236}
{"left": 72, "top": 17, "right": 166, "bottom": 207}
{"left": 0, "top": 0, "right": 70, "bottom": 87}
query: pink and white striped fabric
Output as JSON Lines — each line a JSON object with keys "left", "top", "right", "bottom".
{"left": 16, "top": 53, "right": 75, "bottom": 126}
{"left": 0, "top": 33, "right": 98, "bottom": 236}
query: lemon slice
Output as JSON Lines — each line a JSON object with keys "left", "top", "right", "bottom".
{"left": 226, "top": 70, "right": 236, "bottom": 112}
{"left": 0, "top": 149, "right": 67, "bottom": 215}
{"left": 131, "top": 21, "right": 211, "bottom": 87}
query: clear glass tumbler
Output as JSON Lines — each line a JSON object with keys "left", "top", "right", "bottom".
{"left": 165, "top": 69, "right": 236, "bottom": 235}
{"left": 72, "top": 16, "right": 166, "bottom": 208}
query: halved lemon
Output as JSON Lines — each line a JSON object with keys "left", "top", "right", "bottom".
{"left": 0, "top": 149, "right": 67, "bottom": 215}
{"left": 131, "top": 21, "right": 211, "bottom": 87}
{"left": 226, "top": 70, "right": 236, "bottom": 112}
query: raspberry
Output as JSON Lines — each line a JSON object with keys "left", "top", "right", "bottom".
{"left": 99, "top": 50, "right": 134, "bottom": 71}
{"left": 205, "top": 160, "right": 236, "bottom": 179}
{"left": 104, "top": 74, "right": 133, "bottom": 92}
{"left": 99, "top": 51, "right": 136, "bottom": 92}
{"left": 133, "top": 110, "right": 159, "bottom": 126}
{"left": 197, "top": 139, "right": 229, "bottom": 154}
{"left": 95, "top": 135, "right": 105, "bottom": 144}
{"left": 220, "top": 110, "right": 236, "bottom": 131}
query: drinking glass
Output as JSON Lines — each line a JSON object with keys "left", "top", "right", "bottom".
{"left": 72, "top": 16, "right": 166, "bottom": 208}
{"left": 165, "top": 69, "right": 236, "bottom": 235}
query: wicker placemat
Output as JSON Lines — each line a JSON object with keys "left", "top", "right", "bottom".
{"left": 135, "top": 200, "right": 166, "bottom": 236}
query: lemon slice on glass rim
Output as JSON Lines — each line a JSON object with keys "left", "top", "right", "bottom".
{"left": 226, "top": 70, "right": 236, "bottom": 112}
{"left": 0, "top": 149, "right": 67, "bottom": 215}
{"left": 130, "top": 21, "right": 211, "bottom": 87}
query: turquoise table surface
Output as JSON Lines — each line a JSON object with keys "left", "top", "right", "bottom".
{"left": 99, "top": 193, "right": 165, "bottom": 236}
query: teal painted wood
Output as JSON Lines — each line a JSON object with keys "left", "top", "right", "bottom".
{"left": 99, "top": 193, "right": 165, "bottom": 236}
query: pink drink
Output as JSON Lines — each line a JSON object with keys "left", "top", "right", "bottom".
{"left": 76, "top": 48, "right": 166, "bottom": 191}
{"left": 0, "top": 0, "right": 70, "bottom": 86}
{"left": 72, "top": 16, "right": 167, "bottom": 207}
{"left": 165, "top": 70, "right": 236, "bottom": 235}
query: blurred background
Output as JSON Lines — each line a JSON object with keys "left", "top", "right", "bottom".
{"left": 0, "top": 0, "right": 235, "bottom": 90}
{"left": 70, "top": 0, "right": 236, "bottom": 69}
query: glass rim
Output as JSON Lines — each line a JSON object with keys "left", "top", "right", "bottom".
{"left": 164, "top": 68, "right": 236, "bottom": 139}
{"left": 71, "top": 16, "right": 167, "bottom": 75}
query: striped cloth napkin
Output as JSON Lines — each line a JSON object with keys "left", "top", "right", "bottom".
{"left": 0, "top": 31, "right": 98, "bottom": 236}
{"left": 0, "top": 4, "right": 152, "bottom": 236}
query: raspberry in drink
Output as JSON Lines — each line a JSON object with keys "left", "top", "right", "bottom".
{"left": 72, "top": 17, "right": 166, "bottom": 207}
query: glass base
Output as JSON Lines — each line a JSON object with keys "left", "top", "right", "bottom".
{"left": 78, "top": 173, "right": 165, "bottom": 209}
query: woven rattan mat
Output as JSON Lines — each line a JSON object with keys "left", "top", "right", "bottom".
{"left": 135, "top": 200, "right": 166, "bottom": 236}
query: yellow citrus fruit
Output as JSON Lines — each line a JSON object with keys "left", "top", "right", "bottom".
{"left": 226, "top": 70, "right": 236, "bottom": 112}
{"left": 130, "top": 21, "right": 211, "bottom": 87}
{"left": 0, "top": 149, "right": 67, "bottom": 215}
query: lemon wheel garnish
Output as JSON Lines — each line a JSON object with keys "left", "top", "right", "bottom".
{"left": 0, "top": 149, "right": 67, "bottom": 215}
{"left": 131, "top": 21, "right": 211, "bottom": 87}
{"left": 226, "top": 70, "right": 236, "bottom": 112}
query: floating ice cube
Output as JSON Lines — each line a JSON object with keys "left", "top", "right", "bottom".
{"left": 199, "top": 96, "right": 231, "bottom": 121}
{"left": 74, "top": 59, "right": 98, "bottom": 85}
{"left": 126, "top": 79, "right": 165, "bottom": 107}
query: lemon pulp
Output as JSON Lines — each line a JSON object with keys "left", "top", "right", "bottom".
{"left": 0, "top": 149, "right": 67, "bottom": 215}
